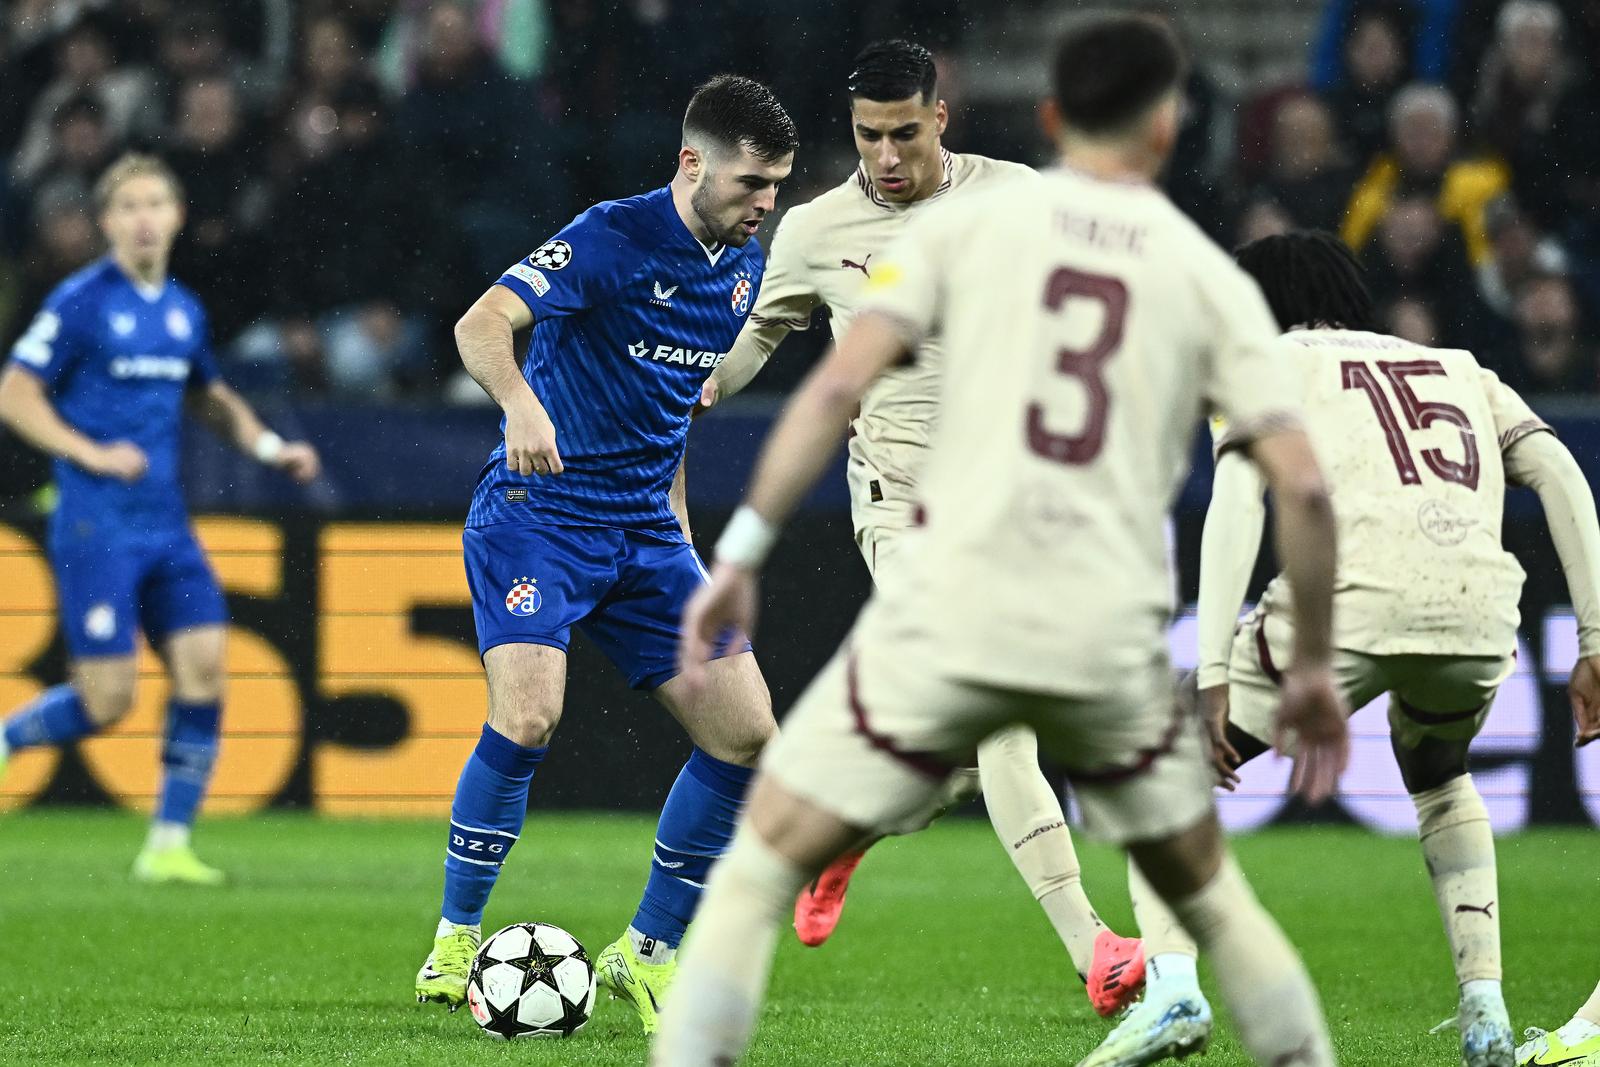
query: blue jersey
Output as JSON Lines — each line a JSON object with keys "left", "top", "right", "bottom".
{"left": 7, "top": 257, "right": 219, "bottom": 531}
{"left": 467, "top": 186, "right": 763, "bottom": 535}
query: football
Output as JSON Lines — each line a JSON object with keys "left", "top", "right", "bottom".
{"left": 465, "top": 923, "right": 596, "bottom": 1039}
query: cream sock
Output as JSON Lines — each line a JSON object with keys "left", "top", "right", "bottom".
{"left": 650, "top": 830, "right": 807, "bottom": 1067}
{"left": 1130, "top": 856, "right": 1200, "bottom": 998}
{"left": 1567, "top": 979, "right": 1600, "bottom": 1036}
{"left": 1167, "top": 855, "right": 1336, "bottom": 1067}
{"left": 1413, "top": 774, "right": 1501, "bottom": 984}
{"left": 978, "top": 726, "right": 1106, "bottom": 976}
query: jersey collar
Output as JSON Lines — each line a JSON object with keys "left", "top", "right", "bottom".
{"left": 854, "top": 147, "right": 956, "bottom": 211}
{"left": 658, "top": 186, "right": 728, "bottom": 266}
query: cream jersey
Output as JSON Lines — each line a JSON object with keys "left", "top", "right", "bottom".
{"left": 1218, "top": 329, "right": 1551, "bottom": 658}
{"left": 849, "top": 166, "right": 1296, "bottom": 697}
{"left": 725, "top": 150, "right": 1035, "bottom": 526}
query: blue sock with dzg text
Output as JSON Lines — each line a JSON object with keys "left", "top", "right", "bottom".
{"left": 441, "top": 723, "right": 548, "bottom": 926}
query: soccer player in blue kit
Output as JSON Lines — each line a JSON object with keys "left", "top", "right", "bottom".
{"left": 413, "top": 76, "right": 796, "bottom": 1033}
{"left": 0, "top": 154, "right": 320, "bottom": 884}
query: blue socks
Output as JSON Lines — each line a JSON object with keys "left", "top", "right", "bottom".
{"left": 442, "top": 723, "right": 547, "bottom": 926}
{"left": 155, "top": 699, "right": 221, "bottom": 826}
{"left": 2, "top": 685, "right": 96, "bottom": 751}
{"left": 629, "top": 748, "right": 754, "bottom": 955}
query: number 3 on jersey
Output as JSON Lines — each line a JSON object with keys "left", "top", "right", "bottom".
{"left": 1341, "top": 359, "right": 1480, "bottom": 489}
{"left": 1027, "top": 267, "right": 1127, "bottom": 466}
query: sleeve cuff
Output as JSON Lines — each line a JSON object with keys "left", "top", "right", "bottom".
{"left": 1196, "top": 663, "right": 1231, "bottom": 690}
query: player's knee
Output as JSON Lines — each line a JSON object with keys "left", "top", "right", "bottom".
{"left": 78, "top": 679, "right": 136, "bottom": 726}
{"left": 1393, "top": 735, "right": 1471, "bottom": 794}
{"left": 175, "top": 657, "right": 225, "bottom": 702}
{"left": 704, "top": 718, "right": 774, "bottom": 769}
{"left": 489, "top": 705, "right": 561, "bottom": 749}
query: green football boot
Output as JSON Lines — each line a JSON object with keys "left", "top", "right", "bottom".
{"left": 415, "top": 922, "right": 481, "bottom": 1010}
{"left": 131, "top": 843, "right": 226, "bottom": 886}
{"left": 596, "top": 934, "right": 676, "bottom": 1034}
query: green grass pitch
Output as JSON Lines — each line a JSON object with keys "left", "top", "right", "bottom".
{"left": 2, "top": 810, "right": 1595, "bottom": 1066}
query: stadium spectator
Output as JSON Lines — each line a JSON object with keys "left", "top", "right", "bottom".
{"left": 10, "top": 191, "right": 99, "bottom": 338}
{"left": 1361, "top": 194, "right": 1496, "bottom": 350}
{"left": 1471, "top": 0, "right": 1572, "bottom": 159}
{"left": 164, "top": 76, "right": 271, "bottom": 342}
{"left": 1385, "top": 294, "right": 1442, "bottom": 346}
{"left": 239, "top": 80, "right": 465, "bottom": 397}
{"left": 1478, "top": 195, "right": 1571, "bottom": 321}
{"left": 1311, "top": 0, "right": 1454, "bottom": 92}
{"left": 394, "top": 1, "right": 570, "bottom": 278}
{"left": 19, "top": 96, "right": 120, "bottom": 212}
{"left": 374, "top": 0, "right": 549, "bottom": 91}
{"left": 9, "top": 16, "right": 156, "bottom": 187}
{"left": 1250, "top": 94, "right": 1353, "bottom": 232}
{"left": 1234, "top": 196, "right": 1296, "bottom": 247}
{"left": 1320, "top": 4, "right": 1414, "bottom": 163}
{"left": 1342, "top": 83, "right": 1509, "bottom": 266}
{"left": 1500, "top": 272, "right": 1598, "bottom": 393}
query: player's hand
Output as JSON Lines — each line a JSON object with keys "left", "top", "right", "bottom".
{"left": 505, "top": 396, "right": 563, "bottom": 476}
{"left": 677, "top": 560, "right": 759, "bottom": 692}
{"left": 83, "top": 441, "right": 148, "bottom": 482}
{"left": 1569, "top": 655, "right": 1600, "bottom": 748}
{"left": 1199, "top": 684, "right": 1242, "bottom": 792}
{"left": 693, "top": 378, "right": 720, "bottom": 418}
{"left": 1273, "top": 664, "right": 1349, "bottom": 806}
{"left": 274, "top": 441, "right": 321, "bottom": 483}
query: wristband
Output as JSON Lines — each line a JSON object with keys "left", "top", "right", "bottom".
{"left": 715, "top": 505, "right": 778, "bottom": 569}
{"left": 253, "top": 431, "right": 285, "bottom": 464}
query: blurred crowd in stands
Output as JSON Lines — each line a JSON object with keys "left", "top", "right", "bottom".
{"left": 1, "top": 0, "right": 1597, "bottom": 401}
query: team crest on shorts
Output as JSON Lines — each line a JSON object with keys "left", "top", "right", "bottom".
{"left": 530, "top": 241, "right": 572, "bottom": 270}
{"left": 505, "top": 577, "right": 542, "bottom": 616}
{"left": 84, "top": 602, "right": 116, "bottom": 640}
{"left": 730, "top": 276, "right": 752, "bottom": 315}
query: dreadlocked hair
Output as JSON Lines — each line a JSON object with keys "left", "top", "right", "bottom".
{"left": 1233, "top": 230, "right": 1376, "bottom": 332}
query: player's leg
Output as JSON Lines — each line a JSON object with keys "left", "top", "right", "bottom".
{"left": 133, "top": 624, "right": 228, "bottom": 885}
{"left": 1388, "top": 655, "right": 1516, "bottom": 1067}
{"left": 651, "top": 645, "right": 979, "bottom": 1067}
{"left": 1, "top": 536, "right": 142, "bottom": 771}
{"left": 597, "top": 649, "right": 773, "bottom": 1031}
{"left": 788, "top": 521, "right": 899, "bottom": 945}
{"left": 576, "top": 533, "right": 776, "bottom": 1030}
{"left": 417, "top": 522, "right": 598, "bottom": 1009}
{"left": 418, "top": 641, "right": 564, "bottom": 1008}
{"left": 1517, "top": 980, "right": 1600, "bottom": 1065}
{"left": 977, "top": 724, "right": 1143, "bottom": 1015}
{"left": 129, "top": 529, "right": 232, "bottom": 884}
{"left": 1045, "top": 665, "right": 1333, "bottom": 1067}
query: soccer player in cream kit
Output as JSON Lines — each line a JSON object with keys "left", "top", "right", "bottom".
{"left": 0, "top": 154, "right": 319, "bottom": 883}
{"left": 414, "top": 76, "right": 796, "bottom": 1034}
{"left": 704, "top": 39, "right": 1143, "bottom": 1015}
{"left": 660, "top": 17, "right": 1349, "bottom": 1067}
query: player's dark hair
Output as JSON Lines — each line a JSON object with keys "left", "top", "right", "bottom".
{"left": 682, "top": 74, "right": 798, "bottom": 163}
{"left": 1234, "top": 231, "right": 1377, "bottom": 332}
{"left": 1051, "top": 15, "right": 1185, "bottom": 136}
{"left": 847, "top": 39, "right": 938, "bottom": 104}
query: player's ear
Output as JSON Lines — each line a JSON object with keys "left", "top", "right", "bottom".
{"left": 1146, "top": 93, "right": 1181, "bottom": 160}
{"left": 1036, "top": 97, "right": 1063, "bottom": 146}
{"left": 678, "top": 144, "right": 704, "bottom": 183}
{"left": 934, "top": 98, "right": 949, "bottom": 137}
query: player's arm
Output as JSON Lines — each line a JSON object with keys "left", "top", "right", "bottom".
{"left": 1195, "top": 442, "right": 1268, "bottom": 787}
{"left": 187, "top": 380, "right": 320, "bottom": 483}
{"left": 706, "top": 317, "right": 795, "bottom": 409}
{"left": 677, "top": 311, "right": 911, "bottom": 681}
{"left": 455, "top": 285, "right": 563, "bottom": 476}
{"left": 0, "top": 363, "right": 146, "bottom": 482}
{"left": 1244, "top": 425, "right": 1346, "bottom": 799}
{"left": 1504, "top": 430, "right": 1600, "bottom": 747}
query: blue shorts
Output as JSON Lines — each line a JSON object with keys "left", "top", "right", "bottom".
{"left": 48, "top": 519, "right": 228, "bottom": 659}
{"left": 463, "top": 523, "right": 750, "bottom": 691}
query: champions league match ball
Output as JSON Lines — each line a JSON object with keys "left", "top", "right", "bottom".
{"left": 465, "top": 922, "right": 596, "bottom": 1039}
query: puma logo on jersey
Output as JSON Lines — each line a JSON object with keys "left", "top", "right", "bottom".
{"left": 840, "top": 254, "right": 872, "bottom": 277}
{"left": 651, "top": 281, "right": 679, "bottom": 307}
